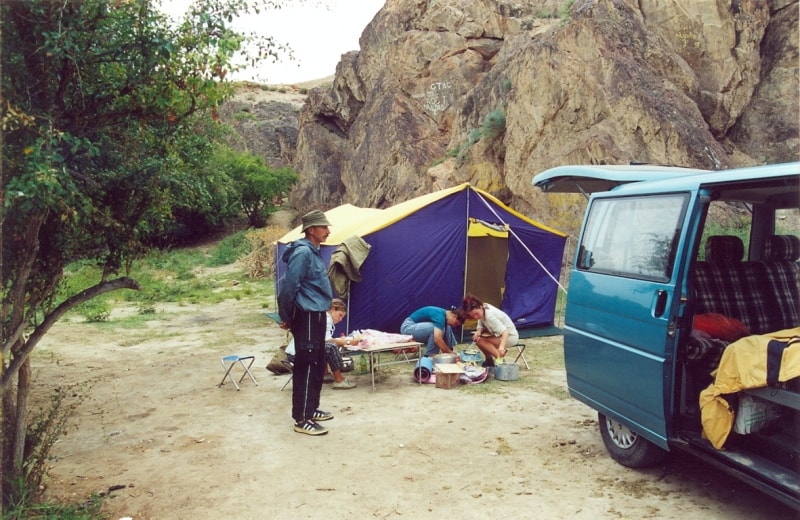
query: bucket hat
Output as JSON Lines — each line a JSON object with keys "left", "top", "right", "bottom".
{"left": 301, "top": 210, "right": 331, "bottom": 231}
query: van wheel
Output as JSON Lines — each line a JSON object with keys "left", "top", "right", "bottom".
{"left": 598, "top": 413, "right": 666, "bottom": 468}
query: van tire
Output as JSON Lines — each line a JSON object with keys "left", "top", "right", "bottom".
{"left": 598, "top": 413, "right": 666, "bottom": 468}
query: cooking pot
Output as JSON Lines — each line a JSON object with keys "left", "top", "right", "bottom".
{"left": 458, "top": 348, "right": 483, "bottom": 364}
{"left": 432, "top": 353, "right": 456, "bottom": 364}
{"left": 494, "top": 362, "right": 519, "bottom": 381}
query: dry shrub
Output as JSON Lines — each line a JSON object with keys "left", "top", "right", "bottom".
{"left": 239, "top": 225, "right": 289, "bottom": 278}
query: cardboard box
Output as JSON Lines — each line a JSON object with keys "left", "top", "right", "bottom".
{"left": 434, "top": 364, "right": 463, "bottom": 389}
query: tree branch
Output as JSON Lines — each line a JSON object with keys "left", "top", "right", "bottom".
{"left": 0, "top": 213, "right": 45, "bottom": 354}
{"left": 0, "top": 277, "right": 140, "bottom": 391}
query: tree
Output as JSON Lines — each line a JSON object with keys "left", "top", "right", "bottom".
{"left": 0, "top": 0, "right": 292, "bottom": 509}
{"left": 213, "top": 147, "right": 298, "bottom": 227}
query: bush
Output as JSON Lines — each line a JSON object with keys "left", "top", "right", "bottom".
{"left": 560, "top": 0, "right": 575, "bottom": 24}
{"left": 481, "top": 109, "right": 506, "bottom": 142}
{"left": 212, "top": 148, "right": 298, "bottom": 228}
{"left": 79, "top": 302, "right": 111, "bottom": 323}
{"left": 3, "top": 385, "right": 90, "bottom": 516}
{"left": 239, "top": 225, "right": 289, "bottom": 278}
{"left": 206, "top": 230, "right": 251, "bottom": 267}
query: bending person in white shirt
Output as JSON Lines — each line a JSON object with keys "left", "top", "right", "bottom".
{"left": 461, "top": 293, "right": 519, "bottom": 365}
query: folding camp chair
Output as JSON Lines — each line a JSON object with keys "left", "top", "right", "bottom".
{"left": 218, "top": 355, "right": 258, "bottom": 390}
{"left": 279, "top": 359, "right": 294, "bottom": 391}
{"left": 512, "top": 343, "right": 530, "bottom": 369}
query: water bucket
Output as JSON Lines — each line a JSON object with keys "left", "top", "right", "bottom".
{"left": 413, "top": 357, "right": 434, "bottom": 383}
{"left": 494, "top": 362, "right": 519, "bottom": 381}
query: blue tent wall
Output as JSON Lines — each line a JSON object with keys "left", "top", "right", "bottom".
{"left": 502, "top": 225, "right": 564, "bottom": 327}
{"left": 275, "top": 185, "right": 566, "bottom": 335}
{"left": 464, "top": 188, "right": 564, "bottom": 329}
{"left": 347, "top": 192, "right": 467, "bottom": 333}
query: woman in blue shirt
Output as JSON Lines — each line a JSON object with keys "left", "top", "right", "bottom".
{"left": 400, "top": 306, "right": 462, "bottom": 357}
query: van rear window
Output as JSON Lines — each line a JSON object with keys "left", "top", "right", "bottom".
{"left": 577, "top": 194, "right": 688, "bottom": 281}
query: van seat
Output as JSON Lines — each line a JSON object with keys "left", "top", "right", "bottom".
{"left": 692, "top": 236, "right": 750, "bottom": 330}
{"left": 705, "top": 235, "right": 744, "bottom": 264}
{"left": 755, "top": 235, "right": 800, "bottom": 332}
{"left": 692, "top": 235, "right": 799, "bottom": 336}
{"left": 764, "top": 234, "right": 800, "bottom": 262}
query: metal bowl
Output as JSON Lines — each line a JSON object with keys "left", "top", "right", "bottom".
{"left": 432, "top": 353, "right": 456, "bottom": 364}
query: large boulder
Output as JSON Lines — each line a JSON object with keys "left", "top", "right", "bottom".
{"left": 277, "top": 0, "right": 797, "bottom": 230}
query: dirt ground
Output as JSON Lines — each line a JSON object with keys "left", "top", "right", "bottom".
{"left": 34, "top": 296, "right": 796, "bottom": 520}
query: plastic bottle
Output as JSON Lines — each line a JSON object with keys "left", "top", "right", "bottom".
{"left": 358, "top": 353, "right": 368, "bottom": 374}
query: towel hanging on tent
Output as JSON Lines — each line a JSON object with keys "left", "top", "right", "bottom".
{"left": 327, "top": 235, "right": 371, "bottom": 299}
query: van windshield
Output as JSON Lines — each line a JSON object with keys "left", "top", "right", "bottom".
{"left": 577, "top": 193, "right": 689, "bottom": 281}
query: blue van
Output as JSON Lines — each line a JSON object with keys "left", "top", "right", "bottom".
{"left": 533, "top": 163, "right": 799, "bottom": 509}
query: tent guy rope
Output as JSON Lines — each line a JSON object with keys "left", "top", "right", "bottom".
{"left": 473, "top": 190, "right": 568, "bottom": 294}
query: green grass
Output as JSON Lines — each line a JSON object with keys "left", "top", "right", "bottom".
{"left": 206, "top": 230, "right": 251, "bottom": 266}
{"left": 232, "top": 109, "right": 257, "bottom": 122}
{"left": 58, "top": 232, "right": 273, "bottom": 324}
{"left": 560, "top": 0, "right": 575, "bottom": 24}
{"left": 3, "top": 495, "right": 104, "bottom": 520}
{"left": 522, "top": 340, "right": 565, "bottom": 371}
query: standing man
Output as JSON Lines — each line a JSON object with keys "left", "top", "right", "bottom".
{"left": 278, "top": 210, "right": 335, "bottom": 436}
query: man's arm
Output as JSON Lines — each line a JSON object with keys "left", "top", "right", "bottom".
{"left": 433, "top": 328, "right": 453, "bottom": 354}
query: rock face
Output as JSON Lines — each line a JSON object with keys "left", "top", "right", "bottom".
{"left": 278, "top": 0, "right": 798, "bottom": 233}
{"left": 218, "top": 83, "right": 305, "bottom": 168}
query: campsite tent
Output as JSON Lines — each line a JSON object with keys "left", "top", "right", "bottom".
{"left": 275, "top": 183, "right": 567, "bottom": 335}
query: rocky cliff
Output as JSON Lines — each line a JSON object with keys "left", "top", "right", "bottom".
{"left": 233, "top": 0, "right": 800, "bottom": 235}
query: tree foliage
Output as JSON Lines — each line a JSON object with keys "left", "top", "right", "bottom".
{"left": 0, "top": 0, "right": 293, "bottom": 509}
{"left": 212, "top": 148, "right": 297, "bottom": 227}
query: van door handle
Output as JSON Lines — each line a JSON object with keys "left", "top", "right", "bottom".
{"left": 654, "top": 290, "right": 668, "bottom": 318}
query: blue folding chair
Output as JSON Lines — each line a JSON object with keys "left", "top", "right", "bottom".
{"left": 218, "top": 355, "right": 258, "bottom": 390}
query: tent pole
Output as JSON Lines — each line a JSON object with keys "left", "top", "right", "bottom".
{"left": 556, "top": 235, "right": 570, "bottom": 328}
{"left": 460, "top": 187, "right": 471, "bottom": 343}
{"left": 345, "top": 280, "right": 351, "bottom": 333}
{"left": 273, "top": 241, "right": 280, "bottom": 312}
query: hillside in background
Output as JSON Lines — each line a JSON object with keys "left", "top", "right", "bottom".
{"left": 219, "top": 0, "right": 799, "bottom": 237}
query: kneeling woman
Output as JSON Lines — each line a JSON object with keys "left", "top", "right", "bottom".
{"left": 462, "top": 294, "right": 518, "bottom": 364}
{"left": 400, "top": 306, "right": 462, "bottom": 357}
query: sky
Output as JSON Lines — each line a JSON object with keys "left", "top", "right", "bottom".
{"left": 159, "top": 0, "right": 386, "bottom": 84}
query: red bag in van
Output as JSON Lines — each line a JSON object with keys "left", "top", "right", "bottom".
{"left": 692, "top": 313, "right": 750, "bottom": 342}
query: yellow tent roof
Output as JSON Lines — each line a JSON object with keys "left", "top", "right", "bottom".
{"left": 277, "top": 183, "right": 566, "bottom": 245}
{"left": 469, "top": 218, "right": 508, "bottom": 238}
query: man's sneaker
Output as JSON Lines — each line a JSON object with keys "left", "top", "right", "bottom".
{"left": 332, "top": 379, "right": 357, "bottom": 390}
{"left": 323, "top": 374, "right": 335, "bottom": 383}
{"left": 311, "top": 409, "right": 334, "bottom": 421}
{"left": 294, "top": 420, "right": 328, "bottom": 436}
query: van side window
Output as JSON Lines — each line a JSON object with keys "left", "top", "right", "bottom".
{"left": 577, "top": 194, "right": 688, "bottom": 281}
{"left": 698, "top": 200, "right": 752, "bottom": 260}
{"left": 776, "top": 208, "right": 800, "bottom": 236}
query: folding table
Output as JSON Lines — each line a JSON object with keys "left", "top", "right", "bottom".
{"left": 348, "top": 341, "right": 423, "bottom": 391}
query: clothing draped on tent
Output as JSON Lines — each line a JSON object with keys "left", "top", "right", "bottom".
{"left": 327, "top": 235, "right": 371, "bottom": 299}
